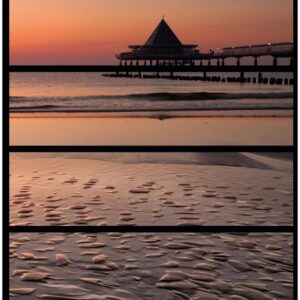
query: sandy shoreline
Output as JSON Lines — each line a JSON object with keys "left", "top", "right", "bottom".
{"left": 10, "top": 153, "right": 293, "bottom": 226}
{"left": 10, "top": 232, "right": 293, "bottom": 299}
{"left": 9, "top": 116, "right": 293, "bottom": 145}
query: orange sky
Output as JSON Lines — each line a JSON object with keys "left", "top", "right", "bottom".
{"left": 10, "top": 0, "right": 293, "bottom": 65}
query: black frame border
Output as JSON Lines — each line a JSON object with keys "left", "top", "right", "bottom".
{"left": 3, "top": 1, "right": 298, "bottom": 299}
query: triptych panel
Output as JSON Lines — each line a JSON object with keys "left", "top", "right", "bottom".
{"left": 5, "top": 0, "right": 296, "bottom": 299}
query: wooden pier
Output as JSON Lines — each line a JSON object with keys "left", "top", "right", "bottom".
{"left": 117, "top": 18, "right": 294, "bottom": 68}
{"left": 9, "top": 17, "right": 294, "bottom": 84}
{"left": 118, "top": 42, "right": 294, "bottom": 68}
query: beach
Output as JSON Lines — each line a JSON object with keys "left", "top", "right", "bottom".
{"left": 10, "top": 153, "right": 293, "bottom": 226}
{"left": 9, "top": 72, "right": 293, "bottom": 145}
{"left": 9, "top": 232, "right": 293, "bottom": 299}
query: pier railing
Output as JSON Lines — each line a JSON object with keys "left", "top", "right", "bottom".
{"left": 219, "top": 42, "right": 293, "bottom": 58}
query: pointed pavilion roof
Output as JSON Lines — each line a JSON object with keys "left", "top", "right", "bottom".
{"left": 144, "top": 18, "right": 182, "bottom": 46}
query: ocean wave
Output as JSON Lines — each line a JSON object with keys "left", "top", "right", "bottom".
{"left": 10, "top": 91, "right": 293, "bottom": 103}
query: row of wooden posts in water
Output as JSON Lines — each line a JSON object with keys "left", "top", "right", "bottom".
{"left": 103, "top": 72, "right": 293, "bottom": 85}
{"left": 118, "top": 56, "right": 293, "bottom": 67}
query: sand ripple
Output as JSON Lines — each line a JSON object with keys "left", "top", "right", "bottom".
{"left": 10, "top": 156, "right": 292, "bottom": 226}
{"left": 9, "top": 233, "right": 293, "bottom": 299}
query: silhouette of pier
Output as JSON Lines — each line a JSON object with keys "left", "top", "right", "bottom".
{"left": 10, "top": 18, "right": 294, "bottom": 85}
{"left": 118, "top": 42, "right": 294, "bottom": 67}
{"left": 110, "top": 18, "right": 294, "bottom": 84}
{"left": 117, "top": 18, "right": 294, "bottom": 68}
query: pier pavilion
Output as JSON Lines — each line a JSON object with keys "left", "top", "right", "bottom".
{"left": 116, "top": 18, "right": 202, "bottom": 66}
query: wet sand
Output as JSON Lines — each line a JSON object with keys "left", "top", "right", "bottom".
{"left": 9, "top": 232, "right": 293, "bottom": 299}
{"left": 10, "top": 153, "right": 293, "bottom": 226}
{"left": 9, "top": 116, "right": 293, "bottom": 145}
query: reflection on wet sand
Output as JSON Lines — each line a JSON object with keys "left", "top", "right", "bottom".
{"left": 10, "top": 116, "right": 293, "bottom": 145}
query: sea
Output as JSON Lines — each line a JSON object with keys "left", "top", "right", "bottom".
{"left": 9, "top": 72, "right": 293, "bottom": 115}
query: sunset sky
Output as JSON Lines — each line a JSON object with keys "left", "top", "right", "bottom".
{"left": 10, "top": 0, "right": 293, "bottom": 65}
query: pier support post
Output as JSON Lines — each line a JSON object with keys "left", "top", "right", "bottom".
{"left": 208, "top": 59, "right": 211, "bottom": 66}
{"left": 130, "top": 60, "right": 133, "bottom": 66}
{"left": 200, "top": 60, "right": 202, "bottom": 66}
{"left": 240, "top": 71, "right": 245, "bottom": 82}
{"left": 273, "top": 57, "right": 278, "bottom": 66}
{"left": 125, "top": 60, "right": 128, "bottom": 66}
{"left": 217, "top": 59, "right": 220, "bottom": 66}
{"left": 290, "top": 57, "right": 294, "bottom": 66}
{"left": 254, "top": 57, "right": 258, "bottom": 66}
{"left": 222, "top": 59, "right": 225, "bottom": 66}
{"left": 237, "top": 58, "right": 240, "bottom": 66}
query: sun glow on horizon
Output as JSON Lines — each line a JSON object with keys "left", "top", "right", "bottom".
{"left": 10, "top": 0, "right": 293, "bottom": 65}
